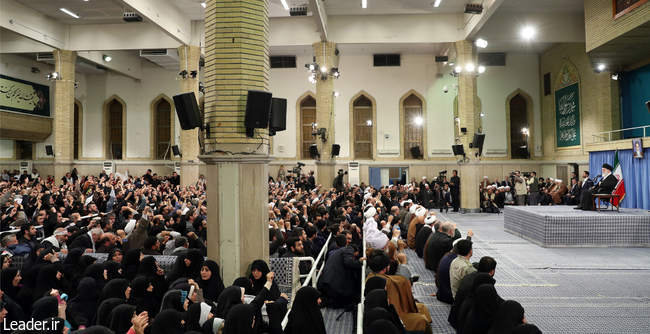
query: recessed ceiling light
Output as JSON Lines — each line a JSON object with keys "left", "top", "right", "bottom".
{"left": 362, "top": 0, "right": 367, "bottom": 9}
{"left": 475, "top": 38, "right": 488, "bottom": 48}
{"left": 522, "top": 27, "right": 535, "bottom": 39}
{"left": 103, "top": 54, "right": 112, "bottom": 62}
{"left": 280, "top": 0, "right": 289, "bottom": 10}
{"left": 597, "top": 64, "right": 605, "bottom": 71}
{"left": 60, "top": 8, "right": 80, "bottom": 19}
{"left": 201, "top": 2, "right": 206, "bottom": 8}
{"left": 433, "top": 0, "right": 442, "bottom": 7}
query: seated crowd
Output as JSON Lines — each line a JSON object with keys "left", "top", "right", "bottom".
{"left": 479, "top": 170, "right": 594, "bottom": 213}
{"left": 268, "top": 171, "right": 542, "bottom": 334}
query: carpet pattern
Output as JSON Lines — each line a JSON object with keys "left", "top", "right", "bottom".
{"left": 403, "top": 210, "right": 650, "bottom": 334}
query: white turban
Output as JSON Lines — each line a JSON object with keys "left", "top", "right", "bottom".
{"left": 422, "top": 176, "right": 427, "bottom": 180}
{"left": 424, "top": 216, "right": 436, "bottom": 225}
{"left": 484, "top": 176, "right": 489, "bottom": 179}
{"left": 364, "top": 207, "right": 377, "bottom": 219}
{"left": 415, "top": 207, "right": 427, "bottom": 217}
{"left": 400, "top": 199, "right": 412, "bottom": 207}
{"left": 557, "top": 179, "right": 563, "bottom": 183}
{"left": 409, "top": 204, "right": 419, "bottom": 214}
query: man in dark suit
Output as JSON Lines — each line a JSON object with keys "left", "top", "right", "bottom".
{"left": 576, "top": 164, "right": 618, "bottom": 211}
{"left": 430, "top": 222, "right": 472, "bottom": 273}
{"left": 563, "top": 178, "right": 581, "bottom": 205}
{"left": 307, "top": 170, "right": 316, "bottom": 190}
{"left": 69, "top": 226, "right": 103, "bottom": 252}
{"left": 317, "top": 243, "right": 365, "bottom": 308}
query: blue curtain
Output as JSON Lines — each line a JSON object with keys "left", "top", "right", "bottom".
{"left": 369, "top": 168, "right": 382, "bottom": 189}
{"left": 589, "top": 148, "right": 650, "bottom": 210}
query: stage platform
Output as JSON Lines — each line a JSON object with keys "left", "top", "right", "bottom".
{"left": 504, "top": 206, "right": 650, "bottom": 247}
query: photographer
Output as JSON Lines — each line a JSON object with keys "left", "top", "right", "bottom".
{"left": 512, "top": 171, "right": 526, "bottom": 206}
{"left": 450, "top": 170, "right": 460, "bottom": 212}
{"left": 333, "top": 169, "right": 347, "bottom": 192}
{"left": 526, "top": 171, "right": 538, "bottom": 205}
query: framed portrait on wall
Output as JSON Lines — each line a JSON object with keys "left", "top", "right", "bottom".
{"left": 632, "top": 139, "right": 644, "bottom": 158}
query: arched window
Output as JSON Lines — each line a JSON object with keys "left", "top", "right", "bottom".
{"left": 403, "top": 94, "right": 423, "bottom": 159}
{"left": 300, "top": 96, "right": 317, "bottom": 159}
{"left": 154, "top": 99, "right": 172, "bottom": 159}
{"left": 353, "top": 95, "right": 373, "bottom": 159}
{"left": 73, "top": 100, "right": 81, "bottom": 160}
{"left": 104, "top": 96, "right": 126, "bottom": 160}
{"left": 509, "top": 94, "right": 528, "bottom": 159}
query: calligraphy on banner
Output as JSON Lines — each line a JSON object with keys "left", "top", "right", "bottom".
{"left": 555, "top": 82, "right": 581, "bottom": 148}
{"left": 0, "top": 75, "right": 50, "bottom": 117}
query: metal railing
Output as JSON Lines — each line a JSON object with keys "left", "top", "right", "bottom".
{"left": 592, "top": 125, "right": 649, "bottom": 143}
{"left": 357, "top": 237, "right": 367, "bottom": 334}
{"left": 281, "top": 233, "right": 332, "bottom": 329}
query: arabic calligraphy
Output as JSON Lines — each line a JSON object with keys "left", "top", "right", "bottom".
{"left": 0, "top": 84, "right": 40, "bottom": 109}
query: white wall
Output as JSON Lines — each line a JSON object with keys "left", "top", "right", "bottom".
{"left": 477, "top": 54, "right": 541, "bottom": 156}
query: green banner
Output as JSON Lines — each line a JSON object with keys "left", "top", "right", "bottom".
{"left": 0, "top": 74, "right": 51, "bottom": 117}
{"left": 555, "top": 82, "right": 580, "bottom": 148}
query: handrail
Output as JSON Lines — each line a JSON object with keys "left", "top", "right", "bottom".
{"left": 357, "top": 237, "right": 367, "bottom": 334}
{"left": 592, "top": 125, "right": 649, "bottom": 143}
{"left": 281, "top": 233, "right": 332, "bottom": 329}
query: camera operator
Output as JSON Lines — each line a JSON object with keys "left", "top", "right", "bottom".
{"left": 307, "top": 170, "right": 316, "bottom": 190}
{"left": 525, "top": 171, "right": 538, "bottom": 205}
{"left": 333, "top": 169, "right": 347, "bottom": 192}
{"left": 512, "top": 171, "right": 526, "bottom": 206}
{"left": 449, "top": 170, "right": 460, "bottom": 212}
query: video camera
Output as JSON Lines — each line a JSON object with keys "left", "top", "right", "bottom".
{"left": 338, "top": 169, "right": 348, "bottom": 176}
{"left": 437, "top": 170, "right": 447, "bottom": 186}
{"left": 292, "top": 162, "right": 306, "bottom": 179}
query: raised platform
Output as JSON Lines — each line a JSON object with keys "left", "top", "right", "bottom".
{"left": 504, "top": 206, "right": 650, "bottom": 247}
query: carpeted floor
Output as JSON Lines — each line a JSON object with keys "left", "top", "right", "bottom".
{"left": 404, "top": 210, "right": 650, "bottom": 334}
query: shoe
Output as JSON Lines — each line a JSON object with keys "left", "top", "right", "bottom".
{"left": 573, "top": 206, "right": 582, "bottom": 210}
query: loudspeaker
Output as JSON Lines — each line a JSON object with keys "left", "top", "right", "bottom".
{"left": 309, "top": 144, "right": 320, "bottom": 159}
{"left": 269, "top": 98, "right": 287, "bottom": 132}
{"left": 472, "top": 132, "right": 486, "bottom": 157}
{"left": 410, "top": 146, "right": 422, "bottom": 159}
{"left": 173, "top": 92, "right": 202, "bottom": 130}
{"left": 460, "top": 127, "right": 467, "bottom": 134}
{"left": 331, "top": 144, "right": 341, "bottom": 157}
{"left": 244, "top": 90, "right": 273, "bottom": 129}
{"left": 45, "top": 145, "right": 53, "bottom": 156}
{"left": 172, "top": 145, "right": 181, "bottom": 157}
{"left": 452, "top": 144, "right": 465, "bottom": 156}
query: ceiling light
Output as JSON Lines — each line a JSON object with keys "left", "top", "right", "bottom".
{"left": 433, "top": 0, "right": 442, "bottom": 7}
{"left": 597, "top": 64, "right": 605, "bottom": 71}
{"left": 333, "top": 92, "right": 340, "bottom": 98}
{"left": 454, "top": 66, "right": 462, "bottom": 73}
{"left": 320, "top": 67, "right": 327, "bottom": 73}
{"left": 479, "top": 112, "right": 485, "bottom": 117}
{"left": 280, "top": 0, "right": 289, "bottom": 10}
{"left": 475, "top": 38, "right": 488, "bottom": 48}
{"left": 201, "top": 2, "right": 206, "bottom": 8}
{"left": 414, "top": 117, "right": 423, "bottom": 125}
{"left": 611, "top": 74, "right": 618, "bottom": 81}
{"left": 522, "top": 128, "right": 528, "bottom": 134}
{"left": 478, "top": 66, "right": 486, "bottom": 74}
{"left": 60, "top": 8, "right": 80, "bottom": 18}
{"left": 362, "top": 0, "right": 367, "bottom": 9}
{"left": 466, "top": 63, "right": 475, "bottom": 72}
{"left": 102, "top": 54, "right": 112, "bottom": 62}
{"left": 46, "top": 72, "right": 60, "bottom": 81}
{"left": 449, "top": 62, "right": 454, "bottom": 66}
{"left": 522, "top": 27, "right": 535, "bottom": 39}
{"left": 366, "top": 120, "right": 372, "bottom": 126}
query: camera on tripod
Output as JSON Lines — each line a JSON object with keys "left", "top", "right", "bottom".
{"left": 292, "top": 162, "right": 306, "bottom": 178}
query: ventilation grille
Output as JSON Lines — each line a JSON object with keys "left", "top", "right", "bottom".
{"left": 478, "top": 53, "right": 506, "bottom": 66}
{"left": 373, "top": 54, "right": 401, "bottom": 67}
{"left": 270, "top": 56, "right": 296, "bottom": 68}
{"left": 140, "top": 49, "right": 180, "bottom": 70}
{"left": 37, "top": 53, "right": 54, "bottom": 61}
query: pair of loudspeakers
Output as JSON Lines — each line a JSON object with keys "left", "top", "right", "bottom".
{"left": 173, "top": 91, "right": 287, "bottom": 136}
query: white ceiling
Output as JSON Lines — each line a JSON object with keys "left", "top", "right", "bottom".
{"left": 15, "top": 0, "right": 130, "bottom": 25}
{"left": 497, "top": 0, "right": 584, "bottom": 13}
{"left": 270, "top": 42, "right": 445, "bottom": 56}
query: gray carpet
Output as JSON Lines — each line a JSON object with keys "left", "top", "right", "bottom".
{"left": 403, "top": 210, "right": 650, "bottom": 334}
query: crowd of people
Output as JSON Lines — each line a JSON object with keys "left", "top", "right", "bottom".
{"left": 0, "top": 168, "right": 329, "bottom": 334}
{"left": 267, "top": 169, "right": 542, "bottom": 334}
{"left": 478, "top": 170, "right": 600, "bottom": 213}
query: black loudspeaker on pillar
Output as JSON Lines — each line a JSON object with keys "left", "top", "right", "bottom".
{"left": 173, "top": 92, "right": 203, "bottom": 130}
{"left": 331, "top": 144, "right": 341, "bottom": 157}
{"left": 452, "top": 144, "right": 465, "bottom": 157}
{"left": 472, "top": 132, "right": 486, "bottom": 157}
{"left": 172, "top": 145, "right": 181, "bottom": 157}
{"left": 244, "top": 90, "right": 273, "bottom": 129}
{"left": 309, "top": 144, "right": 320, "bottom": 159}
{"left": 410, "top": 146, "right": 422, "bottom": 159}
{"left": 45, "top": 145, "right": 53, "bottom": 156}
{"left": 269, "top": 98, "right": 287, "bottom": 135}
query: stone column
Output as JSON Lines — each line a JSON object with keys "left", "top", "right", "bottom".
{"left": 313, "top": 42, "right": 338, "bottom": 184}
{"left": 455, "top": 40, "right": 481, "bottom": 212}
{"left": 178, "top": 45, "right": 202, "bottom": 185}
{"left": 53, "top": 50, "right": 77, "bottom": 182}
{"left": 201, "top": 0, "right": 271, "bottom": 281}
{"left": 596, "top": 72, "right": 621, "bottom": 140}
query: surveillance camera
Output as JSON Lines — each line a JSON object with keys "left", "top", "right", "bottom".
{"left": 443, "top": 86, "right": 449, "bottom": 93}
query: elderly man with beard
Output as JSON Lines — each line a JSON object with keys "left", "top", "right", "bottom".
{"left": 576, "top": 163, "right": 618, "bottom": 211}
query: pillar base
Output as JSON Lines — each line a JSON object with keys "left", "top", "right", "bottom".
{"left": 180, "top": 162, "right": 200, "bottom": 186}
{"left": 459, "top": 163, "right": 481, "bottom": 212}
{"left": 316, "top": 161, "right": 337, "bottom": 191}
{"left": 198, "top": 154, "right": 273, "bottom": 285}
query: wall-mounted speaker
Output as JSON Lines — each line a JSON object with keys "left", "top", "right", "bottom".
{"left": 472, "top": 133, "right": 486, "bottom": 157}
{"left": 173, "top": 92, "right": 202, "bottom": 130}
{"left": 410, "top": 146, "right": 422, "bottom": 159}
{"left": 269, "top": 98, "right": 287, "bottom": 133}
{"left": 244, "top": 90, "right": 273, "bottom": 129}
{"left": 309, "top": 144, "right": 320, "bottom": 159}
{"left": 45, "top": 145, "right": 53, "bottom": 157}
{"left": 331, "top": 144, "right": 341, "bottom": 157}
{"left": 172, "top": 145, "right": 181, "bottom": 157}
{"left": 452, "top": 144, "right": 464, "bottom": 156}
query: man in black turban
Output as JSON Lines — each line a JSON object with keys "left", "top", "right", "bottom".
{"left": 575, "top": 163, "right": 618, "bottom": 211}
